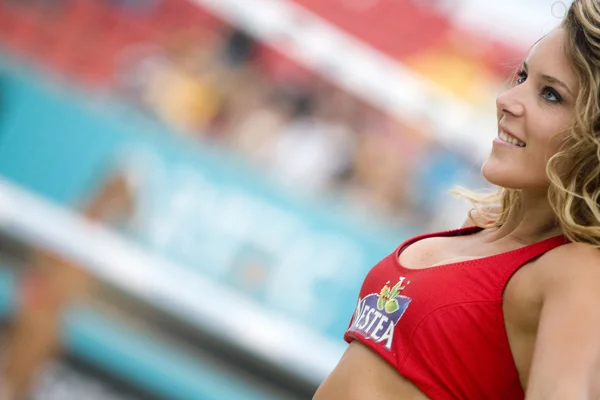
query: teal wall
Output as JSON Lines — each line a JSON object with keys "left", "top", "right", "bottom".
{"left": 0, "top": 59, "right": 414, "bottom": 399}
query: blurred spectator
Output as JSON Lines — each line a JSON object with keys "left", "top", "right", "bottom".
{"left": 115, "top": 43, "right": 172, "bottom": 111}
{"left": 220, "top": 28, "right": 257, "bottom": 68}
{"left": 227, "top": 84, "right": 295, "bottom": 166}
{"left": 1, "top": 171, "right": 135, "bottom": 400}
{"left": 143, "top": 31, "right": 224, "bottom": 136}
{"left": 265, "top": 89, "right": 356, "bottom": 194}
{"left": 346, "top": 129, "right": 412, "bottom": 220}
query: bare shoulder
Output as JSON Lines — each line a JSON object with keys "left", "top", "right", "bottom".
{"left": 537, "top": 242, "right": 600, "bottom": 290}
{"left": 523, "top": 242, "right": 600, "bottom": 399}
{"left": 313, "top": 342, "right": 427, "bottom": 400}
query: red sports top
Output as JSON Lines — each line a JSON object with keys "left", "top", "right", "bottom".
{"left": 344, "top": 226, "right": 569, "bottom": 400}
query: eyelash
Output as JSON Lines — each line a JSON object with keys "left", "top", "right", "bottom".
{"left": 515, "top": 70, "right": 563, "bottom": 104}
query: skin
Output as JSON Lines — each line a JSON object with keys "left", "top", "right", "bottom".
{"left": 314, "top": 28, "right": 600, "bottom": 400}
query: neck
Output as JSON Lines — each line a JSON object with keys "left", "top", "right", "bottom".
{"left": 490, "top": 188, "right": 562, "bottom": 244}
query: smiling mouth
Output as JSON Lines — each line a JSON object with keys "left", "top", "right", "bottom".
{"left": 498, "top": 130, "right": 526, "bottom": 147}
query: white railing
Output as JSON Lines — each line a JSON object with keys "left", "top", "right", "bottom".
{"left": 0, "top": 177, "right": 345, "bottom": 384}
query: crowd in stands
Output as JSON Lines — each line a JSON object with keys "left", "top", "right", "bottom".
{"left": 0, "top": 0, "right": 482, "bottom": 229}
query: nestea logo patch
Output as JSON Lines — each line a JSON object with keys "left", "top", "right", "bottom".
{"left": 348, "top": 277, "right": 411, "bottom": 350}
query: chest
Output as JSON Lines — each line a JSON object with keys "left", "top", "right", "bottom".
{"left": 398, "top": 234, "right": 544, "bottom": 324}
{"left": 397, "top": 234, "right": 545, "bottom": 386}
{"left": 399, "top": 235, "right": 514, "bottom": 269}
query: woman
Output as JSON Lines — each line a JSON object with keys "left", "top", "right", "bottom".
{"left": 314, "top": 1, "right": 600, "bottom": 399}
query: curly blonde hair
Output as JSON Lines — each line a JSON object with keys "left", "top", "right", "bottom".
{"left": 456, "top": 0, "right": 600, "bottom": 246}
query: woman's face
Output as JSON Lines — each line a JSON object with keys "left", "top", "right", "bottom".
{"left": 482, "top": 28, "right": 579, "bottom": 190}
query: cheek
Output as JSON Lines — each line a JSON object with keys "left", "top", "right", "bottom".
{"left": 533, "top": 127, "right": 568, "bottom": 165}
{"left": 526, "top": 114, "right": 569, "bottom": 153}
{"left": 519, "top": 129, "right": 563, "bottom": 180}
{"left": 482, "top": 144, "right": 552, "bottom": 188}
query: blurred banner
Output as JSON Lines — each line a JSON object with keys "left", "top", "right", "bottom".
{"left": 0, "top": 61, "right": 416, "bottom": 398}
{"left": 0, "top": 65, "right": 405, "bottom": 341}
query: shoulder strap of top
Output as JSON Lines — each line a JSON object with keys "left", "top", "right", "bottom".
{"left": 501, "top": 234, "right": 570, "bottom": 270}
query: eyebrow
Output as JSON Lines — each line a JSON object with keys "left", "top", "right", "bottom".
{"left": 523, "top": 61, "right": 574, "bottom": 97}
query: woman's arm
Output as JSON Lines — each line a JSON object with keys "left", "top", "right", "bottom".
{"left": 525, "top": 243, "right": 600, "bottom": 400}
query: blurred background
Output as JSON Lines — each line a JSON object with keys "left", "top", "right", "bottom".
{"left": 0, "top": 0, "right": 568, "bottom": 399}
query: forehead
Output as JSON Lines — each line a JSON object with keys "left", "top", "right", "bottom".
{"left": 527, "top": 29, "right": 579, "bottom": 92}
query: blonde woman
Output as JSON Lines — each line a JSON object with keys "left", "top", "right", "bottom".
{"left": 314, "top": 1, "right": 600, "bottom": 399}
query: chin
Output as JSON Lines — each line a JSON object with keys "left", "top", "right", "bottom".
{"left": 481, "top": 160, "right": 523, "bottom": 189}
{"left": 481, "top": 161, "right": 548, "bottom": 190}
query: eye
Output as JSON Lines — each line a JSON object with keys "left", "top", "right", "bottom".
{"left": 516, "top": 70, "right": 527, "bottom": 85}
{"left": 515, "top": 70, "right": 563, "bottom": 104}
{"left": 541, "top": 86, "right": 563, "bottom": 104}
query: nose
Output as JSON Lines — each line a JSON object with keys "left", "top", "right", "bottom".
{"left": 496, "top": 86, "right": 525, "bottom": 118}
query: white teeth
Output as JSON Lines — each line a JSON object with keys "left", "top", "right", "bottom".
{"left": 499, "top": 130, "right": 525, "bottom": 147}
